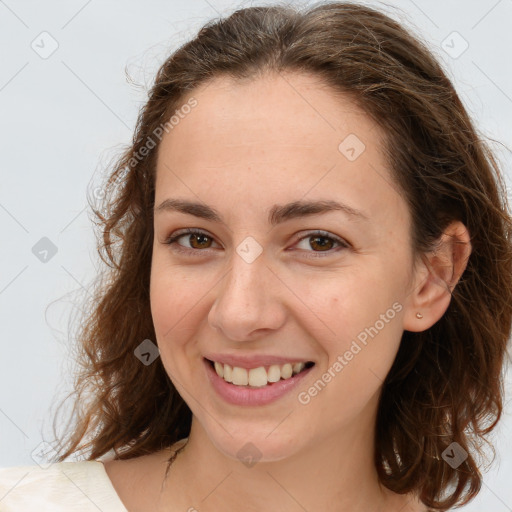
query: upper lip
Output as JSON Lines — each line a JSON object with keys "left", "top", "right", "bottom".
{"left": 204, "top": 353, "right": 314, "bottom": 369}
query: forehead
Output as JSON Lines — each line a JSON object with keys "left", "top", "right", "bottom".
{"left": 154, "top": 72, "right": 405, "bottom": 226}
{"left": 160, "top": 71, "right": 379, "bottom": 158}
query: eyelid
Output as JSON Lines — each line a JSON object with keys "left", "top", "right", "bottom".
{"left": 291, "top": 230, "right": 350, "bottom": 251}
{"left": 163, "top": 228, "right": 351, "bottom": 257}
{"left": 163, "top": 228, "right": 221, "bottom": 253}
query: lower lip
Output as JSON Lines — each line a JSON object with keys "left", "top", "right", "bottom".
{"left": 204, "top": 359, "right": 314, "bottom": 406}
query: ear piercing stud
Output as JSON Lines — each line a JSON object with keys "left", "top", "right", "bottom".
{"left": 416, "top": 312, "right": 423, "bottom": 319}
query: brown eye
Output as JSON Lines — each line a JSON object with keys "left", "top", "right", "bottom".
{"left": 308, "top": 235, "right": 335, "bottom": 251}
{"left": 164, "top": 228, "right": 349, "bottom": 258}
{"left": 187, "top": 233, "right": 213, "bottom": 249}
{"left": 164, "top": 229, "right": 219, "bottom": 254}
{"left": 294, "top": 231, "right": 349, "bottom": 256}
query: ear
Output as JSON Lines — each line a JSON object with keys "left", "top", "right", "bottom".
{"left": 403, "top": 221, "right": 472, "bottom": 332}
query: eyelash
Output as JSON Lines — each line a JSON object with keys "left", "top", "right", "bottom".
{"left": 162, "top": 228, "right": 350, "bottom": 258}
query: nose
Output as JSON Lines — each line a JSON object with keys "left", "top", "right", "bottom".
{"left": 208, "top": 248, "right": 287, "bottom": 342}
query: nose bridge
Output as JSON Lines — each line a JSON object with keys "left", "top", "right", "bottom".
{"left": 208, "top": 245, "right": 285, "bottom": 340}
{"left": 230, "top": 245, "right": 270, "bottom": 299}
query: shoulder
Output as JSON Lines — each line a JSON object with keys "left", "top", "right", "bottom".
{"left": 0, "top": 461, "right": 128, "bottom": 511}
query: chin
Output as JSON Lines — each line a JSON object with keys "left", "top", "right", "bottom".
{"left": 201, "top": 418, "right": 307, "bottom": 464}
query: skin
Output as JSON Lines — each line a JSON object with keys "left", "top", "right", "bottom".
{"left": 102, "top": 71, "right": 471, "bottom": 512}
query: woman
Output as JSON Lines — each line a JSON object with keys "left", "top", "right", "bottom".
{"left": 1, "top": 2, "right": 511, "bottom": 511}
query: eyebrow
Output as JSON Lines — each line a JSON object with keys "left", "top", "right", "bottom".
{"left": 154, "top": 198, "right": 369, "bottom": 226}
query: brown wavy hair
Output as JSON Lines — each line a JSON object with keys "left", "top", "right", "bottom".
{"left": 50, "top": 2, "right": 512, "bottom": 509}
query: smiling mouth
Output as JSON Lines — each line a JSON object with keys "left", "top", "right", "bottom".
{"left": 205, "top": 358, "right": 315, "bottom": 388}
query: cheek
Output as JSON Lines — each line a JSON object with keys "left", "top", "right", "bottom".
{"left": 298, "top": 289, "right": 405, "bottom": 425}
{"left": 150, "top": 276, "right": 201, "bottom": 393}
{"left": 299, "top": 267, "right": 393, "bottom": 334}
{"left": 305, "top": 262, "right": 406, "bottom": 369}
{"left": 150, "top": 250, "right": 200, "bottom": 320}
{"left": 149, "top": 257, "right": 201, "bottom": 350}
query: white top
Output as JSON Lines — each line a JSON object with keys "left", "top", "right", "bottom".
{"left": 0, "top": 461, "right": 128, "bottom": 511}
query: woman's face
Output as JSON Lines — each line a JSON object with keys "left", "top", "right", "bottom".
{"left": 150, "top": 72, "right": 420, "bottom": 461}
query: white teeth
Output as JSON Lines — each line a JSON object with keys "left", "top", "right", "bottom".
{"left": 248, "top": 367, "right": 268, "bottom": 387}
{"left": 212, "top": 360, "right": 310, "bottom": 387}
{"left": 232, "top": 366, "right": 248, "bottom": 385}
{"left": 267, "top": 365, "right": 281, "bottom": 383}
{"left": 281, "top": 363, "right": 293, "bottom": 379}
{"left": 214, "top": 361, "right": 224, "bottom": 378}
{"left": 293, "top": 362, "right": 305, "bottom": 374}
{"left": 223, "top": 363, "right": 233, "bottom": 383}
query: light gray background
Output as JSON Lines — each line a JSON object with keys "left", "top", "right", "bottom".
{"left": 0, "top": 0, "right": 511, "bottom": 510}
